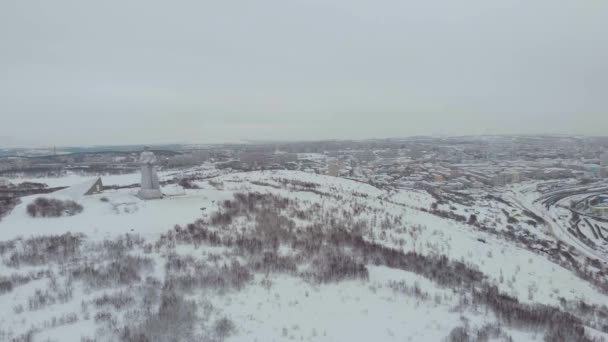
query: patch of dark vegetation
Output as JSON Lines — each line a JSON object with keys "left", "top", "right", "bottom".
{"left": 120, "top": 285, "right": 198, "bottom": 342}
{"left": 445, "top": 322, "right": 513, "bottom": 342}
{"left": 165, "top": 258, "right": 252, "bottom": 293}
{"left": 0, "top": 239, "right": 16, "bottom": 255}
{"left": 0, "top": 270, "right": 51, "bottom": 295}
{"left": 178, "top": 177, "right": 200, "bottom": 189}
{"left": 91, "top": 234, "right": 147, "bottom": 258}
{"left": 71, "top": 255, "right": 154, "bottom": 289}
{"left": 26, "top": 197, "right": 83, "bottom": 218}
{"left": 473, "top": 285, "right": 595, "bottom": 342}
{"left": 28, "top": 276, "right": 74, "bottom": 311}
{"left": 425, "top": 208, "right": 467, "bottom": 223}
{"left": 559, "top": 299, "right": 608, "bottom": 334}
{"left": 167, "top": 193, "right": 485, "bottom": 288}
{"left": 468, "top": 214, "right": 478, "bottom": 225}
{"left": 94, "top": 291, "right": 135, "bottom": 310}
{"left": 0, "top": 196, "right": 20, "bottom": 221}
{"left": 275, "top": 178, "right": 318, "bottom": 189}
{"left": 325, "top": 228, "right": 484, "bottom": 288}
{"left": 213, "top": 317, "right": 236, "bottom": 340}
{"left": 310, "top": 249, "right": 369, "bottom": 283}
{"left": 197, "top": 192, "right": 605, "bottom": 341}
{"left": 248, "top": 251, "right": 298, "bottom": 274}
{"left": 206, "top": 192, "right": 291, "bottom": 226}
{"left": 5, "top": 233, "right": 83, "bottom": 268}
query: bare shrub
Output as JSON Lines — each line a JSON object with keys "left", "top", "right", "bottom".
{"left": 207, "top": 180, "right": 224, "bottom": 190}
{"left": 473, "top": 285, "right": 594, "bottom": 341}
{"left": 26, "top": 197, "right": 83, "bottom": 218}
{"left": 388, "top": 280, "right": 429, "bottom": 301}
{"left": 276, "top": 178, "right": 318, "bottom": 189}
{"left": 0, "top": 196, "right": 20, "bottom": 221}
{"left": 43, "top": 312, "right": 79, "bottom": 329}
{"left": 6, "top": 233, "right": 83, "bottom": 267}
{"left": 72, "top": 255, "right": 154, "bottom": 289}
{"left": 445, "top": 323, "right": 513, "bottom": 342}
{"left": 213, "top": 317, "right": 236, "bottom": 340}
{"left": 178, "top": 178, "right": 200, "bottom": 189}
{"left": 94, "top": 291, "right": 135, "bottom": 310}
{"left": 248, "top": 251, "right": 298, "bottom": 274}
{"left": 311, "top": 249, "right": 369, "bottom": 283}
{"left": 28, "top": 289, "right": 58, "bottom": 311}
{"left": 11, "top": 329, "right": 37, "bottom": 342}
{"left": 446, "top": 326, "right": 470, "bottom": 342}
{"left": 120, "top": 285, "right": 198, "bottom": 342}
{"left": 0, "top": 278, "right": 13, "bottom": 294}
{"left": 165, "top": 260, "right": 252, "bottom": 292}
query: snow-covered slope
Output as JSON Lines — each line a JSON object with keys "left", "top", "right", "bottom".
{"left": 0, "top": 170, "right": 607, "bottom": 341}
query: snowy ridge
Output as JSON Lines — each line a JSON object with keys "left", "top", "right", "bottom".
{"left": 0, "top": 170, "right": 607, "bottom": 341}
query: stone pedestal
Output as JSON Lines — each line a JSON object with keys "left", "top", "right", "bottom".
{"left": 137, "top": 189, "right": 163, "bottom": 200}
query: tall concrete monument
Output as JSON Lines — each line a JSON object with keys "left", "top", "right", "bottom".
{"left": 138, "top": 147, "right": 163, "bottom": 200}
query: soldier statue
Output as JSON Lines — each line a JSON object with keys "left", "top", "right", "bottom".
{"left": 137, "top": 147, "right": 163, "bottom": 200}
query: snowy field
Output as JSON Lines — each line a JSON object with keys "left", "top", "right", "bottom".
{"left": 0, "top": 170, "right": 607, "bottom": 341}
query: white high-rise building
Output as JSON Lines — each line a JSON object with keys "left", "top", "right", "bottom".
{"left": 601, "top": 152, "right": 608, "bottom": 178}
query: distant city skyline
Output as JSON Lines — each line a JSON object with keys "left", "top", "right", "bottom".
{"left": 1, "top": 0, "right": 607, "bottom": 146}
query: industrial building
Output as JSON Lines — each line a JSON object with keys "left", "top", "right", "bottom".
{"left": 591, "top": 195, "right": 608, "bottom": 217}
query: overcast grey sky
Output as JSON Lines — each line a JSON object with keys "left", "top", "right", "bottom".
{"left": 1, "top": 0, "right": 607, "bottom": 146}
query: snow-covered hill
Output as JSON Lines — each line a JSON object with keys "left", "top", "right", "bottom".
{"left": 0, "top": 170, "right": 607, "bottom": 341}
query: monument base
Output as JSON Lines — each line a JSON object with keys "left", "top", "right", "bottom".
{"left": 138, "top": 189, "right": 163, "bottom": 200}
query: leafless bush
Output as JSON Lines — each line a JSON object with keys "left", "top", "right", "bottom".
{"left": 178, "top": 178, "right": 200, "bottom": 189}
{"left": 165, "top": 260, "right": 252, "bottom": 292}
{"left": 94, "top": 291, "right": 135, "bottom": 310}
{"left": 213, "top": 317, "right": 236, "bottom": 340}
{"left": 27, "top": 276, "right": 73, "bottom": 311}
{"left": 445, "top": 323, "right": 513, "bottom": 342}
{"left": 26, "top": 197, "right": 83, "bottom": 218}
{"left": 43, "top": 312, "right": 79, "bottom": 329}
{"left": 95, "top": 311, "right": 116, "bottom": 325}
{"left": 28, "top": 289, "right": 59, "bottom": 311}
{"left": 0, "top": 239, "right": 16, "bottom": 255}
{"left": 388, "top": 280, "right": 430, "bottom": 301}
{"left": 91, "top": 234, "right": 146, "bottom": 258}
{"left": 11, "top": 329, "right": 37, "bottom": 342}
{"left": 207, "top": 180, "right": 224, "bottom": 190}
{"left": 72, "top": 255, "right": 154, "bottom": 289}
{"left": 0, "top": 272, "right": 46, "bottom": 294}
{"left": 6, "top": 233, "right": 83, "bottom": 267}
{"left": 254, "top": 210, "right": 295, "bottom": 248}
{"left": 0, "top": 196, "right": 20, "bottom": 221}
{"left": 248, "top": 251, "right": 298, "bottom": 274}
{"left": 120, "top": 285, "right": 198, "bottom": 342}
{"left": 168, "top": 222, "right": 224, "bottom": 247}
{"left": 311, "top": 249, "right": 369, "bottom": 283}
{"left": 473, "top": 285, "right": 594, "bottom": 341}
{"left": 446, "top": 326, "right": 470, "bottom": 342}
{"left": 276, "top": 178, "right": 318, "bottom": 189}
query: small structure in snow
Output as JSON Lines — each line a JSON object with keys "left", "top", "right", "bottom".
{"left": 55, "top": 178, "right": 104, "bottom": 199}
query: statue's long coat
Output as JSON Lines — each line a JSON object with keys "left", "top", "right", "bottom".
{"left": 139, "top": 151, "right": 160, "bottom": 190}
